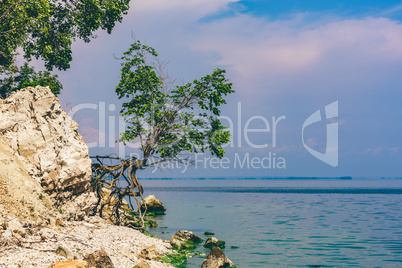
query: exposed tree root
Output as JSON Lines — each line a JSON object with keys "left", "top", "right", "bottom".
{"left": 90, "top": 155, "right": 147, "bottom": 229}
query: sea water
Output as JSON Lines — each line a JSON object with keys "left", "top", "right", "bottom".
{"left": 139, "top": 178, "right": 402, "bottom": 267}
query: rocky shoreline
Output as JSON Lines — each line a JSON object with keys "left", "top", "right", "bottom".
{"left": 0, "top": 86, "right": 235, "bottom": 267}
{"left": 0, "top": 216, "right": 173, "bottom": 268}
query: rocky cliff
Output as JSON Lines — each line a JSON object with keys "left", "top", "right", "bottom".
{"left": 0, "top": 86, "right": 96, "bottom": 223}
{"left": 0, "top": 86, "right": 91, "bottom": 200}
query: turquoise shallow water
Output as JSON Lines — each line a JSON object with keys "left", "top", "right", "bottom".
{"left": 139, "top": 179, "right": 402, "bottom": 267}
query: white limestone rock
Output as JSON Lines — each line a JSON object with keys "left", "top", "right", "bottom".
{"left": 0, "top": 86, "right": 92, "bottom": 201}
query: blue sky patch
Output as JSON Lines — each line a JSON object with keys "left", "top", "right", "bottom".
{"left": 233, "top": 0, "right": 402, "bottom": 21}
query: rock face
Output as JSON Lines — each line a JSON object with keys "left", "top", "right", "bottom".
{"left": 0, "top": 86, "right": 91, "bottom": 201}
{"left": 0, "top": 134, "right": 56, "bottom": 223}
{"left": 140, "top": 195, "right": 166, "bottom": 213}
{"left": 0, "top": 86, "right": 97, "bottom": 223}
{"left": 170, "top": 230, "right": 203, "bottom": 250}
{"left": 201, "top": 246, "right": 235, "bottom": 268}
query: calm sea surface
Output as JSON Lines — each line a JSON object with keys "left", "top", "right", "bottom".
{"left": 139, "top": 179, "right": 402, "bottom": 267}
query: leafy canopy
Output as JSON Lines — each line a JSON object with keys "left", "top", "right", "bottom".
{"left": 116, "top": 40, "right": 235, "bottom": 167}
{"left": 0, "top": 0, "right": 131, "bottom": 71}
{"left": 0, "top": 62, "right": 62, "bottom": 98}
{"left": 0, "top": 0, "right": 130, "bottom": 98}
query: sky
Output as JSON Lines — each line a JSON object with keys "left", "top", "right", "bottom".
{"left": 53, "top": 0, "right": 402, "bottom": 178}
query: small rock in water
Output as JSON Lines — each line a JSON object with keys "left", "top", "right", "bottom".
{"left": 170, "top": 230, "right": 203, "bottom": 250}
{"left": 140, "top": 195, "right": 166, "bottom": 213}
{"left": 204, "top": 237, "right": 225, "bottom": 249}
{"left": 201, "top": 246, "right": 235, "bottom": 268}
{"left": 204, "top": 231, "right": 215, "bottom": 236}
{"left": 147, "top": 220, "right": 158, "bottom": 228}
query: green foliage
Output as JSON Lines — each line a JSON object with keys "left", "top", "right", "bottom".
{"left": 160, "top": 252, "right": 188, "bottom": 267}
{"left": 204, "top": 231, "right": 215, "bottom": 235}
{"left": 0, "top": 0, "right": 131, "bottom": 98}
{"left": 143, "top": 211, "right": 165, "bottom": 216}
{"left": 0, "top": 0, "right": 131, "bottom": 71}
{"left": 204, "top": 240, "right": 226, "bottom": 249}
{"left": 116, "top": 40, "right": 235, "bottom": 168}
{"left": 145, "top": 219, "right": 158, "bottom": 228}
{"left": 145, "top": 211, "right": 156, "bottom": 216}
{"left": 0, "top": 62, "right": 62, "bottom": 98}
{"left": 181, "top": 240, "right": 196, "bottom": 250}
{"left": 128, "top": 211, "right": 139, "bottom": 217}
{"left": 140, "top": 229, "right": 149, "bottom": 235}
{"left": 125, "top": 220, "right": 142, "bottom": 228}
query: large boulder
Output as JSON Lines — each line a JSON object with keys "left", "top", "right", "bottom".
{"left": 170, "top": 230, "right": 203, "bottom": 250}
{"left": 201, "top": 246, "right": 235, "bottom": 268}
{"left": 0, "top": 86, "right": 92, "bottom": 201}
{"left": 140, "top": 195, "right": 166, "bottom": 214}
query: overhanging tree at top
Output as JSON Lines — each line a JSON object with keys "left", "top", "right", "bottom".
{"left": 0, "top": 0, "right": 131, "bottom": 98}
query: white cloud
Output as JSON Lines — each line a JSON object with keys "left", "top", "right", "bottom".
{"left": 189, "top": 16, "right": 402, "bottom": 77}
{"left": 132, "top": 0, "right": 238, "bottom": 19}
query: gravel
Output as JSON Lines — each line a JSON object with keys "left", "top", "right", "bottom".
{"left": 0, "top": 216, "right": 174, "bottom": 268}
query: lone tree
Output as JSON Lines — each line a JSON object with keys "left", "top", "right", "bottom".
{"left": 0, "top": 0, "right": 131, "bottom": 98}
{"left": 92, "top": 40, "right": 234, "bottom": 225}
